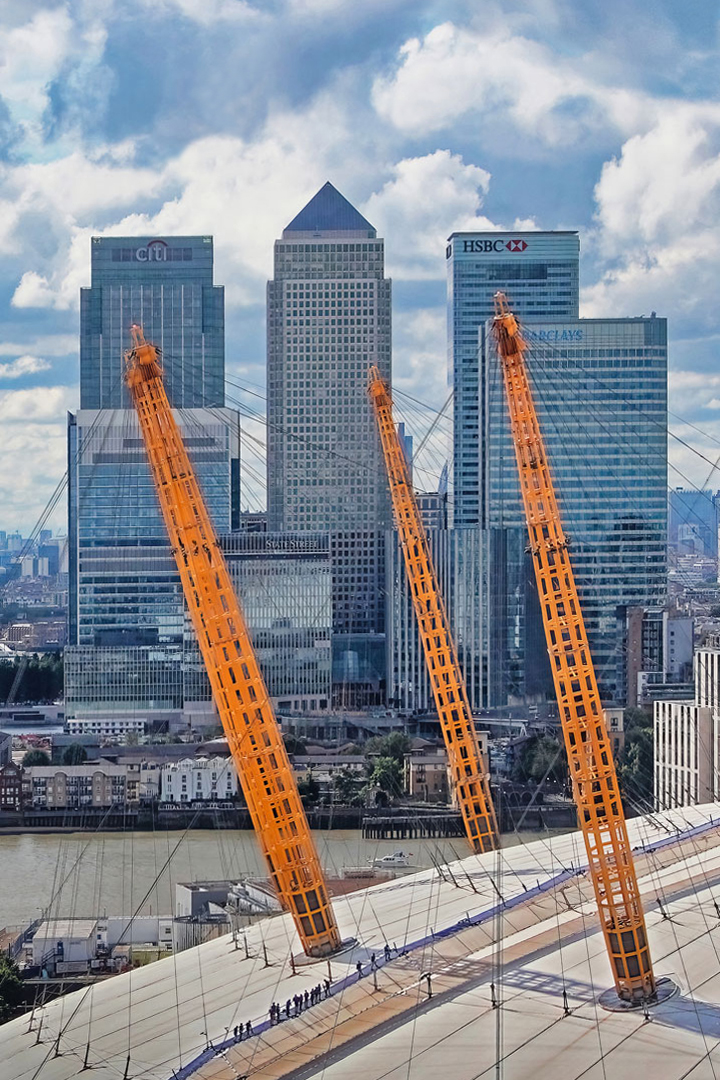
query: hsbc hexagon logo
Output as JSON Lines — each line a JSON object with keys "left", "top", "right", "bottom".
{"left": 461, "top": 238, "right": 529, "bottom": 254}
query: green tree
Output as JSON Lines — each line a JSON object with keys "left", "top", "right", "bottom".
{"left": 0, "top": 654, "right": 63, "bottom": 704}
{"left": 22, "top": 749, "right": 50, "bottom": 767}
{"left": 297, "top": 772, "right": 320, "bottom": 807}
{"left": 332, "top": 766, "right": 363, "bottom": 806}
{"left": 0, "top": 954, "right": 23, "bottom": 1022}
{"left": 368, "top": 755, "right": 404, "bottom": 798}
{"left": 617, "top": 708, "right": 654, "bottom": 810}
{"left": 365, "top": 733, "right": 411, "bottom": 765}
{"left": 512, "top": 735, "right": 567, "bottom": 785}
{"left": 62, "top": 743, "right": 87, "bottom": 765}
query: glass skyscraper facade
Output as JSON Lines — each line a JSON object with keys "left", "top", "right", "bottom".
{"left": 66, "top": 236, "right": 238, "bottom": 723}
{"left": 267, "top": 182, "right": 391, "bottom": 706}
{"left": 447, "top": 231, "right": 579, "bottom": 526}
{"left": 80, "top": 235, "right": 224, "bottom": 410}
{"left": 386, "top": 527, "right": 490, "bottom": 713}
{"left": 485, "top": 317, "right": 668, "bottom": 704}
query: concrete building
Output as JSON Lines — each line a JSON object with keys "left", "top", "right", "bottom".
{"left": 654, "top": 645, "right": 720, "bottom": 808}
{"left": 161, "top": 756, "right": 238, "bottom": 804}
{"left": 65, "top": 717, "right": 146, "bottom": 740}
{"left": 0, "top": 762, "right": 25, "bottom": 810}
{"left": 267, "top": 182, "right": 391, "bottom": 706}
{"left": 624, "top": 606, "right": 694, "bottom": 707}
{"left": 66, "top": 234, "right": 240, "bottom": 725}
{"left": 26, "top": 761, "right": 127, "bottom": 808}
{"left": 404, "top": 751, "right": 450, "bottom": 803}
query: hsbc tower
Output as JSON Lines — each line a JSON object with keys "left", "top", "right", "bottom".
{"left": 446, "top": 230, "right": 579, "bottom": 526}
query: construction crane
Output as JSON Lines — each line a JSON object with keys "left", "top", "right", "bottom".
{"left": 368, "top": 367, "right": 498, "bottom": 854}
{"left": 491, "top": 293, "right": 655, "bottom": 1003}
{"left": 125, "top": 327, "right": 340, "bottom": 957}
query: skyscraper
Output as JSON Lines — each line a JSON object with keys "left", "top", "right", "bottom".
{"left": 66, "top": 236, "right": 239, "bottom": 725}
{"left": 485, "top": 316, "right": 668, "bottom": 705}
{"left": 267, "top": 183, "right": 391, "bottom": 704}
{"left": 446, "top": 231, "right": 580, "bottom": 525}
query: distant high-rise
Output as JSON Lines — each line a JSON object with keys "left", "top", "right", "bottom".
{"left": 267, "top": 183, "right": 391, "bottom": 704}
{"left": 446, "top": 231, "right": 580, "bottom": 525}
{"left": 66, "top": 236, "right": 239, "bottom": 725}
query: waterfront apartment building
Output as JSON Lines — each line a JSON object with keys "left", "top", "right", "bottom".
{"left": 485, "top": 316, "right": 667, "bottom": 705}
{"left": 26, "top": 762, "right": 127, "bottom": 809}
{"left": 267, "top": 183, "right": 391, "bottom": 704}
{"left": 161, "top": 757, "right": 238, "bottom": 804}
{"left": 66, "top": 236, "right": 239, "bottom": 724}
{"left": 446, "top": 231, "right": 579, "bottom": 527}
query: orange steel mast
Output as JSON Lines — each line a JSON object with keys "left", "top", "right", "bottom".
{"left": 125, "top": 327, "right": 340, "bottom": 957}
{"left": 491, "top": 294, "right": 655, "bottom": 1002}
{"left": 369, "top": 367, "right": 498, "bottom": 854}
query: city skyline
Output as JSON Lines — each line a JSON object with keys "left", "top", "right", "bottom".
{"left": 0, "top": 2, "right": 718, "bottom": 531}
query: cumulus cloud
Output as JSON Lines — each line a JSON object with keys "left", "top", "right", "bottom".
{"left": 0, "top": 6, "right": 110, "bottom": 153}
{"left": 581, "top": 104, "right": 720, "bottom": 330}
{"left": 0, "top": 355, "right": 51, "bottom": 379}
{"left": 372, "top": 22, "right": 648, "bottom": 145}
{"left": 364, "top": 151, "right": 496, "bottom": 279}
{"left": 0, "top": 385, "right": 75, "bottom": 422}
{"left": 5, "top": 90, "right": 374, "bottom": 311}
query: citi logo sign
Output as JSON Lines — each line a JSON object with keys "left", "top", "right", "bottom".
{"left": 136, "top": 239, "right": 168, "bottom": 262}
{"left": 461, "top": 238, "right": 528, "bottom": 254}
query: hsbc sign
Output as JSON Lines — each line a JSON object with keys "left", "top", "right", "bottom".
{"left": 460, "top": 238, "right": 528, "bottom": 254}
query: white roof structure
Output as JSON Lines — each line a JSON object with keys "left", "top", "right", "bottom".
{"left": 4, "top": 803, "right": 720, "bottom": 1080}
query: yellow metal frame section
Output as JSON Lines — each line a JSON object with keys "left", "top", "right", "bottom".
{"left": 125, "top": 327, "right": 340, "bottom": 957}
{"left": 491, "top": 294, "right": 655, "bottom": 1002}
{"left": 368, "top": 367, "right": 498, "bottom": 854}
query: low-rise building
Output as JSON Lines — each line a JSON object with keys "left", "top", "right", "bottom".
{"left": 654, "top": 644, "right": 720, "bottom": 809}
{"left": 65, "top": 717, "right": 146, "bottom": 741}
{"left": 0, "top": 762, "right": 25, "bottom": 810}
{"left": 161, "top": 757, "right": 238, "bottom": 804}
{"left": 27, "top": 761, "right": 127, "bottom": 808}
{"left": 404, "top": 753, "right": 449, "bottom": 803}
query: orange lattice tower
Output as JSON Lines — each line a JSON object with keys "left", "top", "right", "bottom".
{"left": 492, "top": 294, "right": 655, "bottom": 1002}
{"left": 126, "top": 327, "right": 340, "bottom": 957}
{"left": 369, "top": 367, "right": 498, "bottom": 854}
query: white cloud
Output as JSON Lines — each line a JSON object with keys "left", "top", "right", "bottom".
{"left": 364, "top": 151, "right": 495, "bottom": 279}
{"left": 581, "top": 103, "right": 720, "bottom": 327}
{"left": 6, "top": 90, "right": 363, "bottom": 311}
{"left": 0, "top": 385, "right": 75, "bottom": 422}
{"left": 0, "top": 355, "right": 51, "bottom": 379}
{"left": 372, "top": 22, "right": 648, "bottom": 145}
{"left": 0, "top": 6, "right": 110, "bottom": 153}
{"left": 0, "top": 334, "right": 76, "bottom": 357}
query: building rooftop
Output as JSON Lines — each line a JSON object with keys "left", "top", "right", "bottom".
{"left": 283, "top": 181, "right": 376, "bottom": 236}
{"left": 4, "top": 804, "right": 720, "bottom": 1079}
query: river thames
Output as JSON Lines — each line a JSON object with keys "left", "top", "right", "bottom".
{"left": 0, "top": 829, "right": 480, "bottom": 930}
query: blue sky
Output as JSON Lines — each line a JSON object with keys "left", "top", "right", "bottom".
{"left": 1, "top": 0, "right": 720, "bottom": 530}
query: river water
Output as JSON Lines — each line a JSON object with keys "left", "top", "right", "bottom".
{"left": 0, "top": 830, "right": 479, "bottom": 930}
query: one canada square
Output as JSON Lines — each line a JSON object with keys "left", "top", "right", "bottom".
{"left": 267, "top": 183, "right": 391, "bottom": 702}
